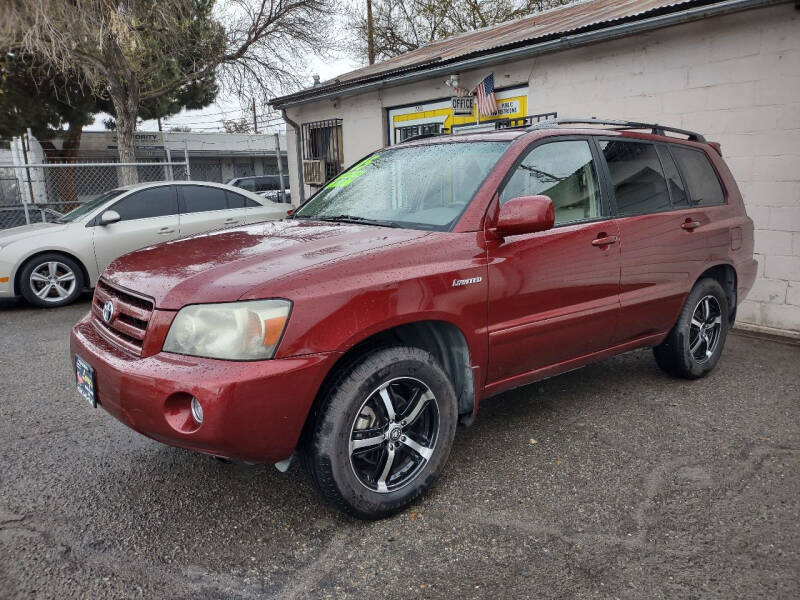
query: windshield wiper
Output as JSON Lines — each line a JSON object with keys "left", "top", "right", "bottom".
{"left": 315, "top": 215, "right": 398, "bottom": 228}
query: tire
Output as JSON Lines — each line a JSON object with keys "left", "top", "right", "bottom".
{"left": 19, "top": 253, "right": 84, "bottom": 308}
{"left": 300, "top": 346, "right": 458, "bottom": 519}
{"left": 653, "top": 277, "right": 729, "bottom": 379}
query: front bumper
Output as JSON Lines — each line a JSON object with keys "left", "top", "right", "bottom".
{"left": 70, "top": 312, "right": 338, "bottom": 462}
{"left": 0, "top": 256, "right": 15, "bottom": 297}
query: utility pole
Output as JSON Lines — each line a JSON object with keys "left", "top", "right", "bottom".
{"left": 157, "top": 117, "right": 163, "bottom": 132}
{"left": 252, "top": 99, "right": 259, "bottom": 134}
{"left": 367, "top": 0, "right": 375, "bottom": 65}
{"left": 275, "top": 133, "right": 286, "bottom": 203}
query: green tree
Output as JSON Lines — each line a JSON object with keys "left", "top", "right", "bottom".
{"left": 0, "top": 51, "right": 97, "bottom": 158}
{"left": 1, "top": 50, "right": 216, "bottom": 157}
{"left": 2, "top": 0, "right": 334, "bottom": 184}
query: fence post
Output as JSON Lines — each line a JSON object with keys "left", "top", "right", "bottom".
{"left": 183, "top": 141, "right": 191, "bottom": 180}
{"left": 274, "top": 133, "right": 286, "bottom": 203}
{"left": 165, "top": 148, "right": 174, "bottom": 181}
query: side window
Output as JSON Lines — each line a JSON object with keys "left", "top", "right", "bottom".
{"left": 656, "top": 145, "right": 689, "bottom": 208}
{"left": 182, "top": 185, "right": 228, "bottom": 213}
{"left": 600, "top": 140, "right": 670, "bottom": 215}
{"left": 236, "top": 178, "right": 255, "bottom": 191}
{"left": 111, "top": 186, "right": 178, "bottom": 221}
{"left": 262, "top": 176, "right": 280, "bottom": 191}
{"left": 225, "top": 190, "right": 260, "bottom": 208}
{"left": 670, "top": 146, "right": 726, "bottom": 206}
{"left": 500, "top": 140, "right": 602, "bottom": 225}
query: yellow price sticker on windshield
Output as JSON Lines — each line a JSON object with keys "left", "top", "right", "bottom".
{"left": 326, "top": 155, "right": 380, "bottom": 188}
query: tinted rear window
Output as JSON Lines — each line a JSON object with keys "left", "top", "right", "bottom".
{"left": 182, "top": 185, "right": 228, "bottom": 213}
{"left": 234, "top": 178, "right": 255, "bottom": 191}
{"left": 600, "top": 140, "right": 670, "bottom": 215}
{"left": 226, "top": 190, "right": 260, "bottom": 208}
{"left": 670, "top": 147, "right": 726, "bottom": 206}
{"left": 656, "top": 146, "right": 689, "bottom": 208}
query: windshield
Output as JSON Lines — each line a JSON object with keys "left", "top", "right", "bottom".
{"left": 294, "top": 141, "right": 510, "bottom": 230}
{"left": 55, "top": 189, "right": 125, "bottom": 223}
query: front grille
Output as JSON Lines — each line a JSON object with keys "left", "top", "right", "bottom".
{"left": 92, "top": 279, "right": 154, "bottom": 355}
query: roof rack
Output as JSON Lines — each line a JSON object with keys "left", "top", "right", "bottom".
{"left": 527, "top": 117, "right": 706, "bottom": 142}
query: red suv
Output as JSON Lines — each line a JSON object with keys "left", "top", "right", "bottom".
{"left": 71, "top": 118, "right": 756, "bottom": 518}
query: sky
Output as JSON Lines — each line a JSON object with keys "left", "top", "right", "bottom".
{"left": 86, "top": 54, "right": 360, "bottom": 134}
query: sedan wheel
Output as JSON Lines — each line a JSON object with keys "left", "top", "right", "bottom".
{"left": 29, "top": 261, "right": 77, "bottom": 303}
{"left": 20, "top": 253, "right": 85, "bottom": 308}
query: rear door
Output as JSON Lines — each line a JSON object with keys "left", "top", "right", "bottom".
{"left": 486, "top": 138, "right": 621, "bottom": 385}
{"left": 225, "top": 189, "right": 286, "bottom": 224}
{"left": 91, "top": 185, "right": 180, "bottom": 273}
{"left": 178, "top": 184, "right": 242, "bottom": 237}
{"left": 599, "top": 139, "right": 723, "bottom": 343}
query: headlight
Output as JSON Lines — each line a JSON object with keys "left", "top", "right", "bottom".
{"left": 163, "top": 299, "right": 292, "bottom": 360}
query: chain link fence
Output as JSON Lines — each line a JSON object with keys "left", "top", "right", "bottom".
{"left": 0, "top": 161, "right": 188, "bottom": 230}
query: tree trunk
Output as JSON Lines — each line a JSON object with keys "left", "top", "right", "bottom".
{"left": 109, "top": 81, "right": 140, "bottom": 186}
{"left": 59, "top": 122, "right": 84, "bottom": 206}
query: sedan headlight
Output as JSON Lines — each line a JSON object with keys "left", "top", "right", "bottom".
{"left": 164, "top": 299, "right": 292, "bottom": 360}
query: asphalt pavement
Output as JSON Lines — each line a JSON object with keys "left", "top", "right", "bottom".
{"left": 1, "top": 296, "right": 798, "bottom": 599}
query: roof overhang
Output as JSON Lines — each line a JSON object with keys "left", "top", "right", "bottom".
{"left": 270, "top": 0, "right": 786, "bottom": 110}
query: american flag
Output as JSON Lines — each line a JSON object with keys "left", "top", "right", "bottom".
{"left": 475, "top": 73, "right": 498, "bottom": 117}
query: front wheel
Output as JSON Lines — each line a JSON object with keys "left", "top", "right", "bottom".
{"left": 653, "top": 277, "right": 729, "bottom": 379}
{"left": 19, "top": 253, "right": 84, "bottom": 308}
{"left": 300, "top": 346, "right": 458, "bottom": 519}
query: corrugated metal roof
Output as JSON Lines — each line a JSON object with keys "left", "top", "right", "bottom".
{"left": 271, "top": 0, "right": 774, "bottom": 107}
{"left": 335, "top": 0, "right": 695, "bottom": 83}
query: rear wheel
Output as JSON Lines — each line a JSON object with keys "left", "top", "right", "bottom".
{"left": 653, "top": 277, "right": 729, "bottom": 379}
{"left": 19, "top": 253, "right": 84, "bottom": 308}
{"left": 301, "top": 346, "right": 457, "bottom": 519}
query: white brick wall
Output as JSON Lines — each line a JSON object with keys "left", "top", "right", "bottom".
{"left": 285, "top": 3, "right": 800, "bottom": 335}
{"left": 518, "top": 4, "right": 800, "bottom": 335}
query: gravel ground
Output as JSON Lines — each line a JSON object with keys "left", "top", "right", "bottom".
{"left": 1, "top": 296, "right": 798, "bottom": 599}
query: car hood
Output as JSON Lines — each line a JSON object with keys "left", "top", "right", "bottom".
{"left": 0, "top": 222, "right": 72, "bottom": 246}
{"left": 105, "top": 219, "right": 430, "bottom": 309}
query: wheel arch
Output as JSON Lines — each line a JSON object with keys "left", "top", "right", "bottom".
{"left": 696, "top": 263, "right": 738, "bottom": 326}
{"left": 308, "top": 320, "right": 476, "bottom": 436}
{"left": 14, "top": 249, "right": 92, "bottom": 297}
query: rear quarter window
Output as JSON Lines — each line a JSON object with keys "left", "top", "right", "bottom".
{"left": 670, "top": 146, "right": 726, "bottom": 207}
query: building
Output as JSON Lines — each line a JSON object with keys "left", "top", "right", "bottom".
{"left": 271, "top": 0, "right": 800, "bottom": 337}
{"left": 31, "top": 130, "right": 288, "bottom": 184}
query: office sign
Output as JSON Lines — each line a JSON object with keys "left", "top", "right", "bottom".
{"left": 451, "top": 96, "right": 475, "bottom": 115}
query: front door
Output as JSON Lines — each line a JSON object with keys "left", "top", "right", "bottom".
{"left": 91, "top": 185, "right": 180, "bottom": 274}
{"left": 486, "top": 138, "right": 621, "bottom": 386}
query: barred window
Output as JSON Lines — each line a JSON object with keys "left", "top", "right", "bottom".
{"left": 301, "top": 119, "right": 343, "bottom": 182}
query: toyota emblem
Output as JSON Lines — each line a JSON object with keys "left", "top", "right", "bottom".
{"left": 102, "top": 300, "right": 115, "bottom": 323}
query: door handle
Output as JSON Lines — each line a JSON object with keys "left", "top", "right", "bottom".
{"left": 681, "top": 219, "right": 701, "bottom": 231}
{"left": 157, "top": 227, "right": 175, "bottom": 234}
{"left": 591, "top": 234, "right": 618, "bottom": 247}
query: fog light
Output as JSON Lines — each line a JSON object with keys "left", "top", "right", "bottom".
{"left": 190, "top": 397, "right": 204, "bottom": 424}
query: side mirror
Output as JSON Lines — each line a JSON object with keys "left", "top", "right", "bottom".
{"left": 495, "top": 195, "right": 554, "bottom": 237}
{"left": 99, "top": 210, "right": 121, "bottom": 226}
